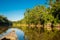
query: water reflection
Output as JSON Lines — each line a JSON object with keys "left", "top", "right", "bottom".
{"left": 0, "top": 28, "right": 24, "bottom": 40}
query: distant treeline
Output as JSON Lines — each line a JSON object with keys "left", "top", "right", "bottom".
{"left": 0, "top": 15, "right": 12, "bottom": 27}
{"left": 0, "top": 15, "right": 12, "bottom": 33}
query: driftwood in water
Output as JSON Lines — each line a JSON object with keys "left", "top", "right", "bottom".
{"left": 0, "top": 30, "right": 18, "bottom": 40}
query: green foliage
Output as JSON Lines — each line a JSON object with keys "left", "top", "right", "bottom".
{"left": 24, "top": 27, "right": 60, "bottom": 40}
{"left": 0, "top": 15, "right": 12, "bottom": 33}
{"left": 12, "top": 0, "right": 60, "bottom": 40}
{"left": 0, "top": 15, "right": 12, "bottom": 27}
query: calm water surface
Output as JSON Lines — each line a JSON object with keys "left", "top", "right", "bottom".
{"left": 0, "top": 28, "right": 24, "bottom": 40}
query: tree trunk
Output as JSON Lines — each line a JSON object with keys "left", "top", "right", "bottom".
{"left": 51, "top": 24, "right": 54, "bottom": 32}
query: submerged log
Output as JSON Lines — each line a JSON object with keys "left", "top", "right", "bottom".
{"left": 0, "top": 30, "right": 18, "bottom": 40}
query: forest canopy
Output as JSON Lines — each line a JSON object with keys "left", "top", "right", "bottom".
{"left": 0, "top": 15, "right": 12, "bottom": 27}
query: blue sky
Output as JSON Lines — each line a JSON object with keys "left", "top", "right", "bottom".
{"left": 0, "top": 0, "right": 47, "bottom": 21}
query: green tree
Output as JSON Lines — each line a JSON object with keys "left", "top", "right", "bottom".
{"left": 0, "top": 15, "right": 12, "bottom": 33}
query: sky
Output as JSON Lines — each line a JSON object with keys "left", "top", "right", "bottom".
{"left": 0, "top": 0, "right": 47, "bottom": 21}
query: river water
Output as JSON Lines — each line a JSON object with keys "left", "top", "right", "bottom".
{"left": 0, "top": 28, "right": 24, "bottom": 40}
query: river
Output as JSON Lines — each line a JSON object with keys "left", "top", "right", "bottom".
{"left": 0, "top": 28, "right": 24, "bottom": 40}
